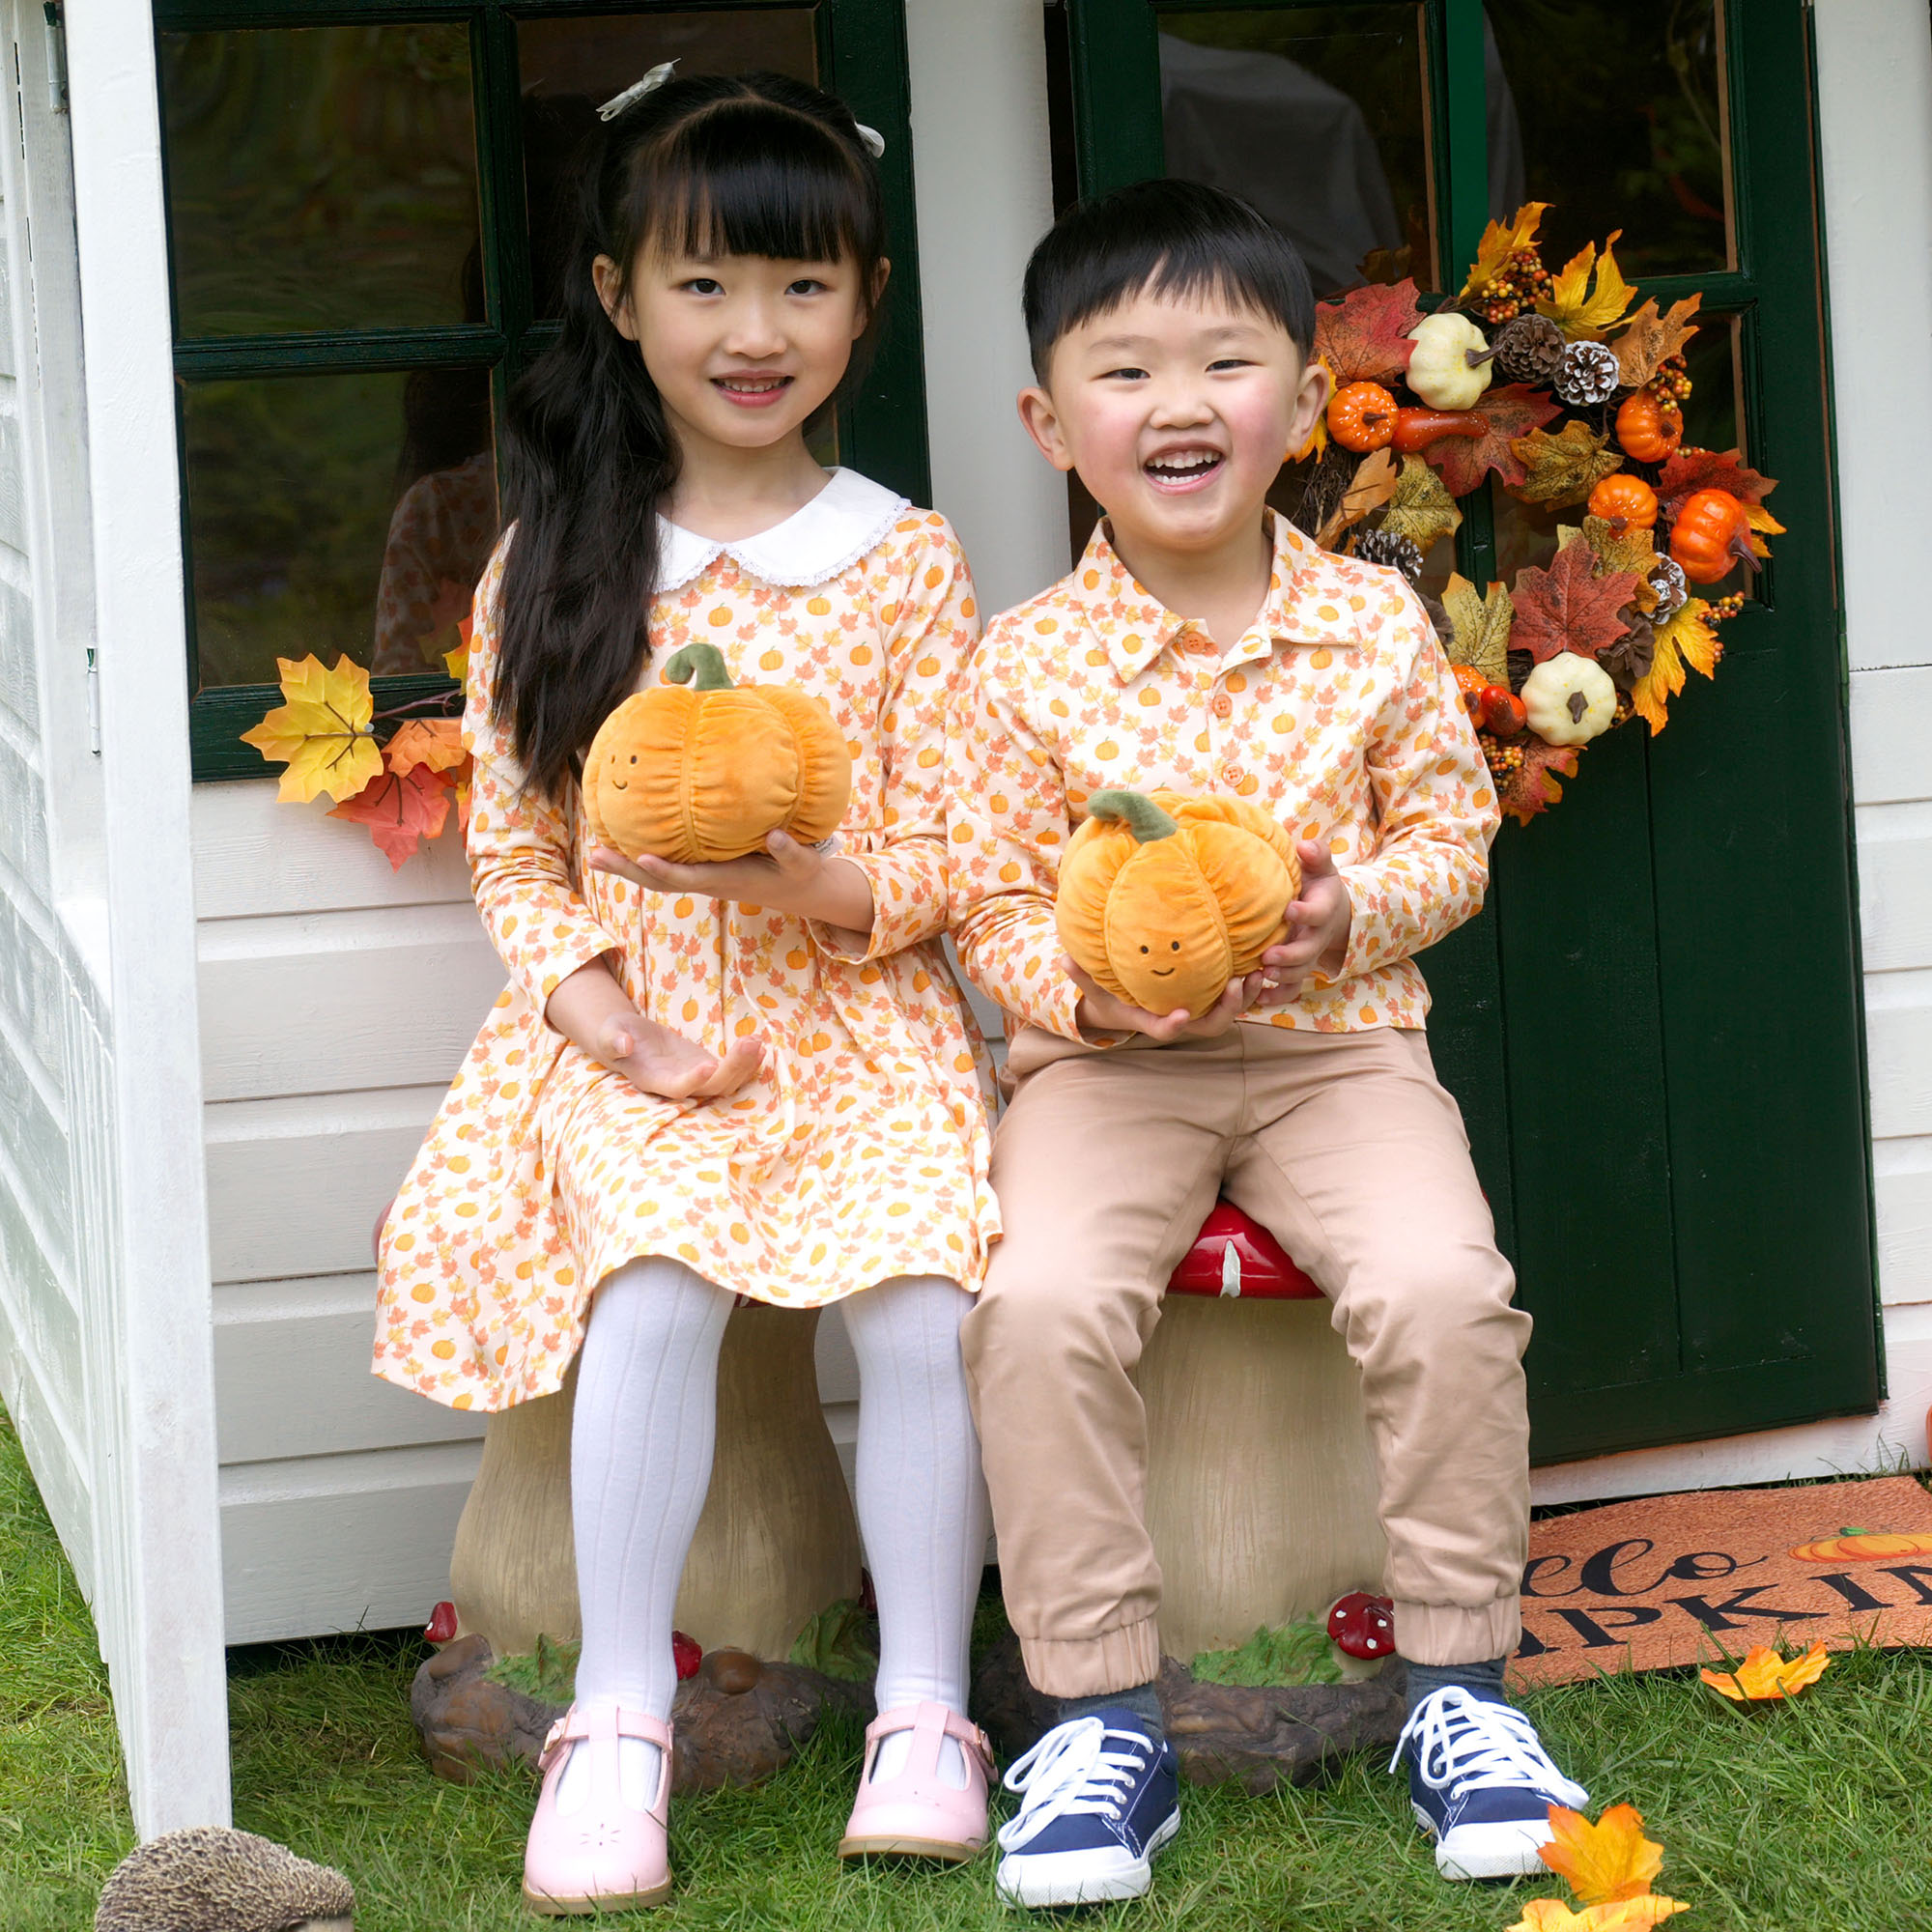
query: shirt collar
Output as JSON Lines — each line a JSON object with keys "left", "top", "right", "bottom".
{"left": 1071, "top": 511, "right": 1366, "bottom": 684}
{"left": 657, "top": 467, "right": 910, "bottom": 593}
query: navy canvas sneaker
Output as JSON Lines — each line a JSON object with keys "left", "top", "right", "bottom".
{"left": 993, "top": 1710, "right": 1180, "bottom": 1907}
{"left": 1393, "top": 1685, "right": 1590, "bottom": 1881}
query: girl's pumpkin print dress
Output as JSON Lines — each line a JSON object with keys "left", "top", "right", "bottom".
{"left": 374, "top": 469, "right": 999, "bottom": 1412}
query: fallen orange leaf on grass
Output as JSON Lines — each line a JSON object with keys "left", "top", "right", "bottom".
{"left": 1699, "top": 1640, "right": 1830, "bottom": 1702}
{"left": 1509, "top": 1897, "right": 1689, "bottom": 1932}
{"left": 1539, "top": 1804, "right": 1664, "bottom": 1904}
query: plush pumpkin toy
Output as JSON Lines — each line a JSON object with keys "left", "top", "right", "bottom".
{"left": 1056, "top": 789, "right": 1299, "bottom": 1017}
{"left": 584, "top": 641, "right": 851, "bottom": 865}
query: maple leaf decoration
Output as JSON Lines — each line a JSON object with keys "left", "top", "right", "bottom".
{"left": 1700, "top": 1640, "right": 1831, "bottom": 1703}
{"left": 1441, "top": 573, "right": 1514, "bottom": 685}
{"left": 1582, "top": 514, "right": 1659, "bottom": 591}
{"left": 328, "top": 760, "right": 455, "bottom": 870}
{"left": 1316, "top": 445, "right": 1399, "bottom": 551}
{"left": 1500, "top": 737, "right": 1580, "bottom": 826}
{"left": 1313, "top": 279, "right": 1423, "bottom": 385}
{"left": 1613, "top": 296, "right": 1702, "bottom": 388}
{"left": 1508, "top": 1900, "right": 1690, "bottom": 1932}
{"left": 1379, "top": 456, "right": 1463, "bottom": 553}
{"left": 1510, "top": 540, "right": 1638, "bottom": 665}
{"left": 241, "top": 654, "right": 384, "bottom": 805}
{"left": 1630, "top": 599, "right": 1720, "bottom": 734}
{"left": 1540, "top": 1804, "right": 1665, "bottom": 1906}
{"left": 1655, "top": 446, "right": 1776, "bottom": 515}
{"left": 444, "top": 609, "right": 475, "bottom": 687}
{"left": 1538, "top": 233, "right": 1636, "bottom": 339}
{"left": 1459, "top": 200, "right": 1550, "bottom": 299}
{"left": 384, "top": 717, "right": 469, "bottom": 777}
{"left": 1419, "top": 384, "right": 1561, "bottom": 497}
{"left": 1511, "top": 422, "right": 1626, "bottom": 511}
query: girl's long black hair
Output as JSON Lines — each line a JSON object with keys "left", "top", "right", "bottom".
{"left": 496, "top": 71, "right": 888, "bottom": 801}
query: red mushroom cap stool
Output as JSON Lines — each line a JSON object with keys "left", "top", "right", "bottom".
{"left": 1139, "top": 1201, "right": 1389, "bottom": 1666}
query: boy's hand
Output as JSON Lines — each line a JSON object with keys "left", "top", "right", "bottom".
{"left": 1065, "top": 957, "right": 1258, "bottom": 1041}
{"left": 595, "top": 1007, "right": 763, "bottom": 1101}
{"left": 1251, "top": 842, "right": 1354, "bottom": 1009}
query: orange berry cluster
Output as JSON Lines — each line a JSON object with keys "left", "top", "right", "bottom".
{"left": 1646, "top": 352, "right": 1692, "bottom": 420}
{"left": 1469, "top": 249, "right": 1554, "bottom": 324}
{"left": 1479, "top": 732, "right": 1526, "bottom": 784}
{"left": 1705, "top": 591, "right": 1746, "bottom": 624}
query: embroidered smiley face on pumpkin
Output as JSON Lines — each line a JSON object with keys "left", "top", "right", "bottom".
{"left": 1056, "top": 787, "right": 1300, "bottom": 1017}
{"left": 584, "top": 640, "right": 851, "bottom": 864}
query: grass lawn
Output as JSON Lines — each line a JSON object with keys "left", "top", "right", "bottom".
{"left": 8, "top": 1403, "right": 1932, "bottom": 1931}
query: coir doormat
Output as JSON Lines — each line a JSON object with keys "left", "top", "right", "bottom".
{"left": 1510, "top": 1474, "right": 1932, "bottom": 1688}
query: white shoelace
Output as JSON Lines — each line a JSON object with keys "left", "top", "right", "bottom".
{"left": 1391, "top": 1687, "right": 1588, "bottom": 1805}
{"left": 996, "top": 1717, "right": 1151, "bottom": 1850}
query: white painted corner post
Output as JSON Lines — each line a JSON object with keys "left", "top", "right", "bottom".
{"left": 62, "top": 0, "right": 230, "bottom": 1833}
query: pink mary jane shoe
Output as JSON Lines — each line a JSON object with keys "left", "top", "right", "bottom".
{"left": 522, "top": 1703, "right": 674, "bottom": 1915}
{"left": 838, "top": 1701, "right": 994, "bottom": 1862}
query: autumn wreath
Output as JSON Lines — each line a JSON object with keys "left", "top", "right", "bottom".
{"left": 1293, "top": 200, "right": 1779, "bottom": 824}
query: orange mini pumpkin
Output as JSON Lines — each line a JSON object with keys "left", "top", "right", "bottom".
{"left": 1587, "top": 473, "right": 1660, "bottom": 530}
{"left": 584, "top": 640, "right": 851, "bottom": 864}
{"left": 1669, "top": 486, "right": 1755, "bottom": 584}
{"left": 1326, "top": 382, "right": 1399, "bottom": 453}
{"left": 1614, "top": 389, "right": 1683, "bottom": 464}
{"left": 1056, "top": 789, "right": 1300, "bottom": 1017}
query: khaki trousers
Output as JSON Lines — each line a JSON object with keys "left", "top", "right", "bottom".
{"left": 960, "top": 1021, "right": 1530, "bottom": 1698}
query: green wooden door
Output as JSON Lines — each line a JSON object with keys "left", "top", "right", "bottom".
{"left": 1061, "top": 0, "right": 1876, "bottom": 1463}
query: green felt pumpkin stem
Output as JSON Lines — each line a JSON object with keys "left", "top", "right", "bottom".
{"left": 1088, "top": 788, "right": 1179, "bottom": 843}
{"left": 664, "top": 641, "right": 735, "bottom": 692}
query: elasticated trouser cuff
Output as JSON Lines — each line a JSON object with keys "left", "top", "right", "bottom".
{"left": 1020, "top": 1618, "right": 1163, "bottom": 1701}
{"left": 1392, "top": 1595, "right": 1521, "bottom": 1668}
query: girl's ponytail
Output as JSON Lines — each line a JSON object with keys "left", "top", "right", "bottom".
{"left": 495, "top": 71, "right": 886, "bottom": 802}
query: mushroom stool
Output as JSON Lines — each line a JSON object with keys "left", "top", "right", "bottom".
{"left": 1138, "top": 1202, "right": 1386, "bottom": 1663}
{"left": 376, "top": 1204, "right": 863, "bottom": 1664}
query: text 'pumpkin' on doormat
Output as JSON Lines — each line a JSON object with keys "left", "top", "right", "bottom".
{"left": 1510, "top": 1475, "right": 1932, "bottom": 1688}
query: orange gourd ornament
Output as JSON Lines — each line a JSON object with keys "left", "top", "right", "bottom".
{"left": 1326, "top": 382, "right": 1398, "bottom": 453}
{"left": 584, "top": 640, "right": 851, "bottom": 864}
{"left": 1669, "top": 487, "right": 1756, "bottom": 584}
{"left": 1614, "top": 389, "right": 1683, "bottom": 463}
{"left": 1057, "top": 789, "right": 1300, "bottom": 1017}
{"left": 1587, "top": 473, "right": 1659, "bottom": 530}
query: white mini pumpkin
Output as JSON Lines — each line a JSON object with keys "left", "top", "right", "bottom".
{"left": 1521, "top": 652, "right": 1618, "bottom": 746}
{"left": 1405, "top": 313, "right": 1494, "bottom": 412}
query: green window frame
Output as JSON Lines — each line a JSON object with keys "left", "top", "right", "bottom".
{"left": 157, "top": 0, "right": 929, "bottom": 781}
{"left": 1062, "top": 0, "right": 1876, "bottom": 1464}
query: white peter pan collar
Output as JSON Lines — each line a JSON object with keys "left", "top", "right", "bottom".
{"left": 657, "top": 467, "right": 910, "bottom": 593}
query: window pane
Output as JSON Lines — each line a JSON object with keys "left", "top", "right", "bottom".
{"left": 1487, "top": 1, "right": 1732, "bottom": 278}
{"left": 519, "top": 11, "right": 820, "bottom": 319}
{"left": 159, "top": 26, "right": 483, "bottom": 338}
{"left": 185, "top": 369, "right": 497, "bottom": 691}
{"left": 1156, "top": 6, "right": 1436, "bottom": 296}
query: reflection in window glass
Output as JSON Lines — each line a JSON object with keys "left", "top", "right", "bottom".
{"left": 1488, "top": 1, "right": 1731, "bottom": 278}
{"left": 159, "top": 26, "right": 483, "bottom": 337}
{"left": 184, "top": 369, "right": 497, "bottom": 690}
{"left": 519, "top": 12, "right": 819, "bottom": 319}
{"left": 1156, "top": 6, "right": 1437, "bottom": 296}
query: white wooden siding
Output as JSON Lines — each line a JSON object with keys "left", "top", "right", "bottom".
{"left": 0, "top": 0, "right": 231, "bottom": 1836}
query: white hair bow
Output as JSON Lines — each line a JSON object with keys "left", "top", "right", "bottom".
{"left": 596, "top": 57, "right": 887, "bottom": 157}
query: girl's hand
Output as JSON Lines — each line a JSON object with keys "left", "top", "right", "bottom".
{"left": 1251, "top": 841, "right": 1354, "bottom": 1009}
{"left": 588, "top": 830, "right": 873, "bottom": 940}
{"left": 596, "top": 1007, "right": 763, "bottom": 1100}
{"left": 1066, "top": 957, "right": 1258, "bottom": 1042}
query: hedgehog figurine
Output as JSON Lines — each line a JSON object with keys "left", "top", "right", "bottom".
{"left": 95, "top": 1827, "right": 354, "bottom": 1931}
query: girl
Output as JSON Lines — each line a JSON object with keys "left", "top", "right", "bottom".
{"left": 373, "top": 70, "right": 999, "bottom": 1915}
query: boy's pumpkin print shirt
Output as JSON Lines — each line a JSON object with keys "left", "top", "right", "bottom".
{"left": 374, "top": 471, "right": 999, "bottom": 1412}
{"left": 949, "top": 513, "right": 1500, "bottom": 1040}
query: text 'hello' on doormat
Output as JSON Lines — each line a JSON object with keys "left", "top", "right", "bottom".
{"left": 1510, "top": 1474, "right": 1932, "bottom": 1689}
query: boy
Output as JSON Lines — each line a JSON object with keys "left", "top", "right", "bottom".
{"left": 949, "top": 178, "right": 1586, "bottom": 1909}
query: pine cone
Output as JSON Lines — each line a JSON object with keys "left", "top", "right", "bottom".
{"left": 1646, "top": 555, "right": 1689, "bottom": 621}
{"left": 1600, "top": 608, "right": 1656, "bottom": 690}
{"left": 1353, "top": 527, "right": 1424, "bottom": 582}
{"left": 1492, "top": 314, "right": 1564, "bottom": 387}
{"left": 1554, "top": 340, "right": 1620, "bottom": 407}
